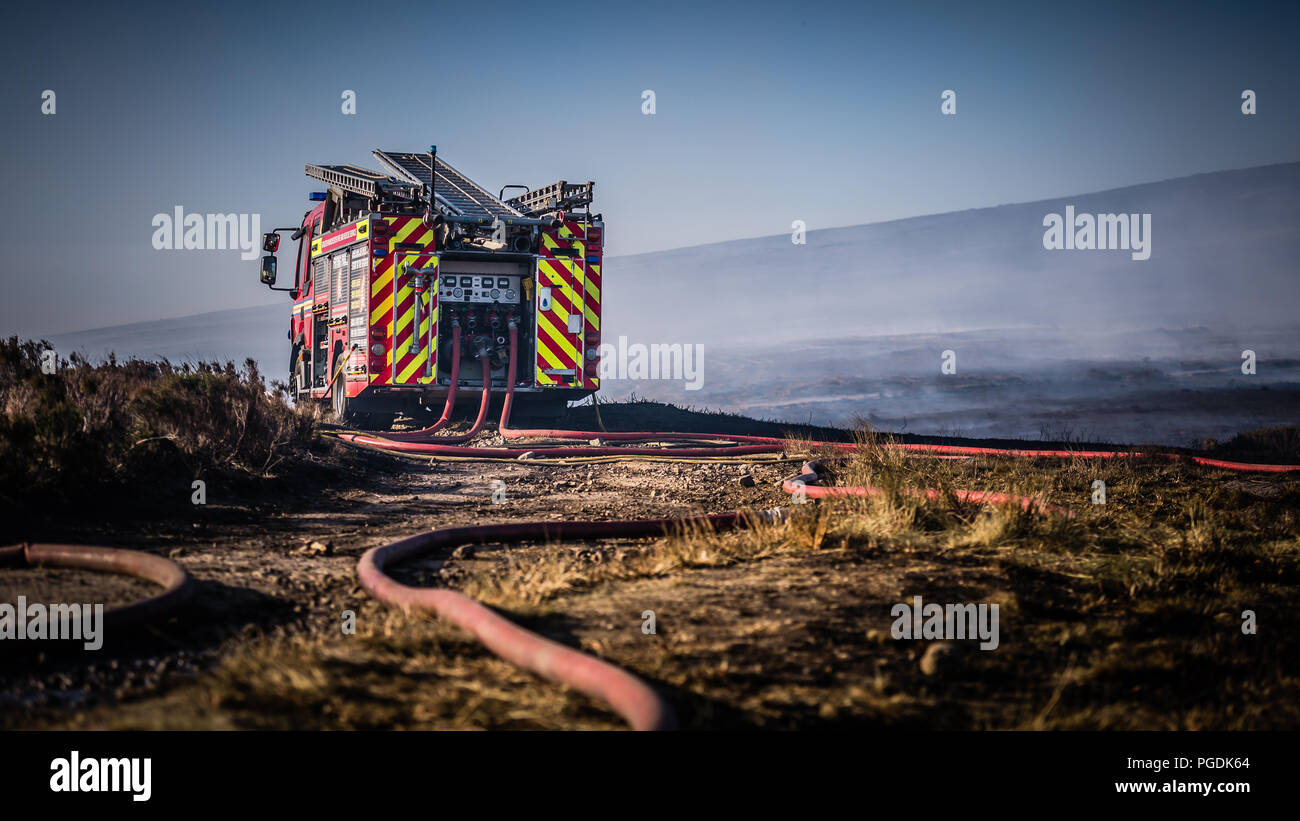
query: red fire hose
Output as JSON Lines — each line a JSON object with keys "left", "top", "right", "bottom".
{"left": 782, "top": 459, "right": 1075, "bottom": 517}
{"left": 382, "top": 324, "right": 461, "bottom": 440}
{"left": 348, "top": 355, "right": 493, "bottom": 448}
{"left": 0, "top": 542, "right": 193, "bottom": 633}
{"left": 340, "top": 324, "right": 794, "bottom": 459}
{"left": 427, "top": 354, "right": 494, "bottom": 444}
{"left": 497, "top": 326, "right": 797, "bottom": 447}
{"left": 357, "top": 511, "right": 781, "bottom": 731}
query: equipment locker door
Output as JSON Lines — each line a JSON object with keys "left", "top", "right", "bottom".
{"left": 391, "top": 249, "right": 438, "bottom": 385}
{"left": 535, "top": 226, "right": 587, "bottom": 388}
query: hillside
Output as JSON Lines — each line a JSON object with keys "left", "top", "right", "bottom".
{"left": 604, "top": 162, "right": 1300, "bottom": 344}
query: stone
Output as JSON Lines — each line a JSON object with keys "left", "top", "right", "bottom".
{"left": 920, "top": 641, "right": 960, "bottom": 676}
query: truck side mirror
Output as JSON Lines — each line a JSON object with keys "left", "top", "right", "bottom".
{"left": 259, "top": 255, "right": 277, "bottom": 285}
{"left": 262, "top": 232, "right": 281, "bottom": 253}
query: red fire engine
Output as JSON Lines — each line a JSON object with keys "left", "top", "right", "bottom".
{"left": 257, "top": 147, "right": 602, "bottom": 428}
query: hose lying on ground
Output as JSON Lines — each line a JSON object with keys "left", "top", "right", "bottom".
{"left": 357, "top": 511, "right": 782, "bottom": 731}
{"left": 0, "top": 542, "right": 193, "bottom": 633}
{"left": 781, "top": 459, "right": 1075, "bottom": 517}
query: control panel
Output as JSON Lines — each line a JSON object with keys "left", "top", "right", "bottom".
{"left": 439, "top": 273, "right": 522, "bottom": 304}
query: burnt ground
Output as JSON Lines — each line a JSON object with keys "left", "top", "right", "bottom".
{"left": 2, "top": 401, "right": 1299, "bottom": 730}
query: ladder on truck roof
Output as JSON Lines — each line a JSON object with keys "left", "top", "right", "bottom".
{"left": 372, "top": 150, "right": 524, "bottom": 221}
{"left": 303, "top": 163, "right": 422, "bottom": 202}
{"left": 505, "top": 180, "right": 595, "bottom": 216}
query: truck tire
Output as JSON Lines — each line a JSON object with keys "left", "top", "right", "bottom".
{"left": 293, "top": 352, "right": 309, "bottom": 397}
{"left": 332, "top": 376, "right": 355, "bottom": 425}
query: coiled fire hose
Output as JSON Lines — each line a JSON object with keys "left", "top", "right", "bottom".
{"left": 0, "top": 543, "right": 193, "bottom": 634}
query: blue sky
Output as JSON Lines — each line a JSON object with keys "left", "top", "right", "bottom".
{"left": 2, "top": 0, "right": 1296, "bottom": 336}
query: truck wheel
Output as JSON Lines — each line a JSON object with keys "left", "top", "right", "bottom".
{"left": 332, "top": 377, "right": 354, "bottom": 425}
{"left": 293, "top": 358, "right": 309, "bottom": 396}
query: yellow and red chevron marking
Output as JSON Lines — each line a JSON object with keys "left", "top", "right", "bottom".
{"left": 579, "top": 256, "right": 600, "bottom": 389}
{"left": 540, "top": 222, "right": 601, "bottom": 390}
{"left": 559, "top": 219, "right": 589, "bottom": 239}
{"left": 534, "top": 254, "right": 581, "bottom": 387}
{"left": 369, "top": 216, "right": 437, "bottom": 385}
{"left": 539, "top": 223, "right": 587, "bottom": 259}
{"left": 548, "top": 254, "right": 600, "bottom": 388}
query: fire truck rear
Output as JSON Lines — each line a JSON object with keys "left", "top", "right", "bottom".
{"left": 256, "top": 147, "right": 602, "bottom": 428}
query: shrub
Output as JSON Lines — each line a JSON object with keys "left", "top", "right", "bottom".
{"left": 0, "top": 337, "right": 314, "bottom": 508}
